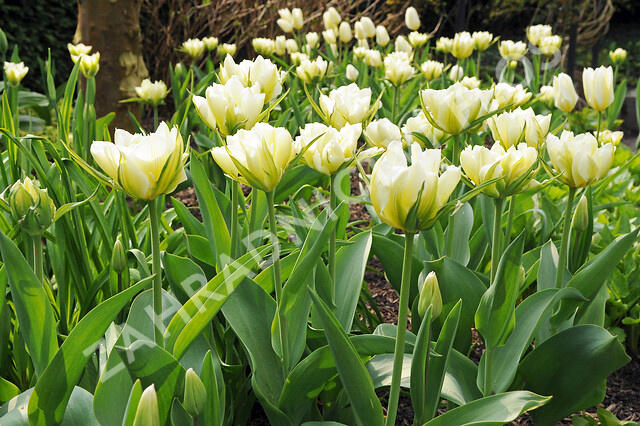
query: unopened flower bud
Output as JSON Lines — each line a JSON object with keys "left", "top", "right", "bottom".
{"left": 418, "top": 272, "right": 442, "bottom": 318}
{"left": 183, "top": 368, "right": 207, "bottom": 418}
{"left": 133, "top": 385, "right": 160, "bottom": 426}
{"left": 571, "top": 195, "right": 589, "bottom": 232}
{"left": 7, "top": 177, "right": 56, "bottom": 236}
{"left": 112, "top": 240, "right": 126, "bottom": 274}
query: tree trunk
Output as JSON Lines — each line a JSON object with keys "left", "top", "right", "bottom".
{"left": 75, "top": 0, "right": 148, "bottom": 131}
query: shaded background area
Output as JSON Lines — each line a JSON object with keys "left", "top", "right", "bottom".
{"left": 2, "top": 0, "right": 640, "bottom": 88}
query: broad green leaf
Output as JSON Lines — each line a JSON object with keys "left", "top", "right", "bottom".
{"left": 275, "top": 165, "right": 324, "bottom": 204}
{"left": 423, "top": 391, "right": 550, "bottom": 426}
{"left": 424, "top": 300, "right": 462, "bottom": 421}
{"left": 607, "top": 79, "right": 626, "bottom": 129}
{"left": 275, "top": 206, "right": 338, "bottom": 369}
{"left": 334, "top": 231, "right": 372, "bottom": 331}
{"left": 410, "top": 306, "right": 432, "bottom": 425}
{"left": 371, "top": 233, "right": 421, "bottom": 301}
{"left": 0, "top": 231, "right": 57, "bottom": 377}
{"left": 552, "top": 228, "right": 639, "bottom": 329}
{"left": 444, "top": 202, "right": 474, "bottom": 266}
{"left": 122, "top": 380, "right": 143, "bottom": 426}
{"left": 27, "top": 277, "right": 151, "bottom": 426}
{"left": 308, "top": 288, "right": 384, "bottom": 426}
{"left": 221, "top": 280, "right": 286, "bottom": 414}
{"left": 475, "top": 233, "right": 525, "bottom": 352}
{"left": 537, "top": 240, "right": 559, "bottom": 291}
{"left": 164, "top": 246, "right": 270, "bottom": 358}
{"left": 477, "top": 287, "right": 585, "bottom": 396}
{"left": 115, "top": 341, "right": 186, "bottom": 426}
{"left": 190, "top": 153, "right": 231, "bottom": 270}
{"left": 519, "top": 325, "right": 629, "bottom": 425}
{"left": 0, "top": 387, "right": 99, "bottom": 426}
{"left": 423, "top": 257, "right": 486, "bottom": 352}
{"left": 163, "top": 252, "right": 207, "bottom": 303}
{"left": 0, "top": 377, "right": 19, "bottom": 405}
{"left": 201, "top": 351, "right": 225, "bottom": 426}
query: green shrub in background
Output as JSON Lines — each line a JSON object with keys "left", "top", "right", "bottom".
{"left": 0, "top": 0, "right": 76, "bottom": 88}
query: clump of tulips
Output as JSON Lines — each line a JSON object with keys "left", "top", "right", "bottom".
{"left": 0, "top": 5, "right": 637, "bottom": 426}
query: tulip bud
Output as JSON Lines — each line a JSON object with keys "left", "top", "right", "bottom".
{"left": 405, "top": 6, "right": 421, "bottom": 31}
{"left": 320, "top": 83, "right": 373, "bottom": 129}
{"left": 420, "top": 60, "right": 443, "bottom": 81}
{"left": 203, "top": 36, "right": 219, "bottom": 51}
{"left": 277, "top": 9, "right": 295, "bottom": 33}
{"left": 296, "top": 57, "right": 328, "bottom": 84}
{"left": 418, "top": 272, "right": 442, "bottom": 318}
{"left": 0, "top": 28, "right": 8, "bottom": 56}
{"left": 79, "top": 52, "right": 100, "bottom": 78}
{"left": 133, "top": 385, "right": 160, "bottom": 426}
{"left": 364, "top": 118, "right": 402, "bottom": 149}
{"left": 67, "top": 42, "right": 92, "bottom": 63}
{"left": 539, "top": 35, "right": 562, "bottom": 56}
{"left": 322, "top": 29, "right": 337, "bottom": 45}
{"left": 354, "top": 21, "right": 366, "bottom": 41}
{"left": 402, "top": 111, "right": 444, "bottom": 147}
{"left": 112, "top": 240, "right": 127, "bottom": 275}
{"left": 4, "top": 61, "right": 28, "bottom": 88}
{"left": 285, "top": 39, "right": 298, "bottom": 54}
{"left": 252, "top": 37, "right": 275, "bottom": 56}
{"left": 174, "top": 62, "right": 184, "bottom": 76}
{"left": 218, "top": 43, "right": 236, "bottom": 57}
{"left": 582, "top": 66, "right": 614, "bottom": 112}
{"left": 7, "top": 177, "right": 56, "bottom": 236}
{"left": 91, "top": 123, "right": 188, "bottom": 200}
{"left": 539, "top": 85, "right": 555, "bottom": 105}
{"left": 384, "top": 52, "right": 415, "bottom": 87}
{"left": 546, "top": 130, "right": 614, "bottom": 187}
{"left": 460, "top": 76, "right": 481, "bottom": 89}
{"left": 408, "top": 32, "right": 429, "bottom": 48}
{"left": 305, "top": 32, "right": 319, "bottom": 49}
{"left": 364, "top": 49, "right": 382, "bottom": 67}
{"left": 183, "top": 368, "right": 207, "bottom": 418}
{"left": 596, "top": 129, "right": 623, "bottom": 146}
{"left": 181, "top": 38, "right": 205, "bottom": 59}
{"left": 211, "top": 123, "right": 298, "bottom": 191}
{"left": 435, "top": 37, "right": 452, "bottom": 54}
{"left": 491, "top": 82, "right": 532, "bottom": 110}
{"left": 609, "top": 48, "right": 627, "bottom": 65}
{"left": 296, "top": 122, "right": 362, "bottom": 175}
{"left": 338, "top": 22, "right": 352, "bottom": 43}
{"left": 448, "top": 64, "right": 464, "bottom": 81}
{"left": 472, "top": 31, "right": 493, "bottom": 51}
{"left": 499, "top": 40, "right": 527, "bottom": 61}
{"left": 274, "top": 35, "right": 287, "bottom": 56}
{"left": 395, "top": 36, "right": 413, "bottom": 54}
{"left": 526, "top": 24, "right": 552, "bottom": 47}
{"left": 507, "top": 60, "right": 518, "bottom": 70}
{"left": 323, "top": 7, "right": 341, "bottom": 31}
{"left": 376, "top": 25, "right": 390, "bottom": 47}
{"left": 571, "top": 195, "right": 589, "bottom": 233}
{"left": 451, "top": 32, "right": 475, "bottom": 59}
{"left": 553, "top": 73, "right": 578, "bottom": 113}
{"left": 346, "top": 64, "right": 359, "bottom": 81}
{"left": 360, "top": 17, "right": 375, "bottom": 38}
{"left": 292, "top": 8, "right": 304, "bottom": 30}
{"left": 420, "top": 83, "right": 493, "bottom": 135}
{"left": 370, "top": 142, "right": 461, "bottom": 231}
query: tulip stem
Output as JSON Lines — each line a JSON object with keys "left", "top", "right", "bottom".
{"left": 266, "top": 191, "right": 288, "bottom": 373}
{"left": 392, "top": 84, "right": 399, "bottom": 123}
{"left": 230, "top": 181, "right": 239, "bottom": 259}
{"left": 148, "top": 198, "right": 164, "bottom": 344}
{"left": 505, "top": 195, "right": 515, "bottom": 245}
{"left": 596, "top": 111, "right": 602, "bottom": 142}
{"left": 555, "top": 186, "right": 576, "bottom": 288}
{"left": 153, "top": 105, "right": 159, "bottom": 129}
{"left": 329, "top": 176, "right": 338, "bottom": 305}
{"left": 386, "top": 232, "right": 415, "bottom": 426}
{"left": 33, "top": 236, "right": 44, "bottom": 285}
{"left": 491, "top": 197, "right": 504, "bottom": 283}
